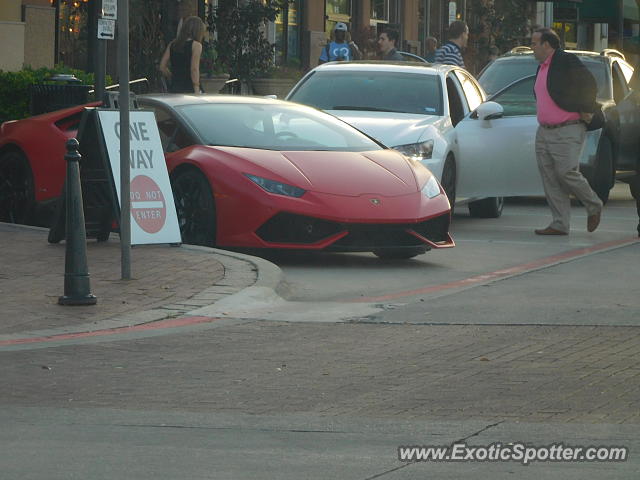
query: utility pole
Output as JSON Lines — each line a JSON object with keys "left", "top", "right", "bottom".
{"left": 118, "top": 0, "right": 131, "bottom": 280}
{"left": 618, "top": 0, "right": 624, "bottom": 50}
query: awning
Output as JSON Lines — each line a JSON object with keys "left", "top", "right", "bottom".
{"left": 624, "top": 0, "right": 640, "bottom": 20}
{"left": 580, "top": 0, "right": 640, "bottom": 21}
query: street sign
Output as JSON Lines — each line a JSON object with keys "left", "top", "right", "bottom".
{"left": 130, "top": 175, "right": 167, "bottom": 234}
{"left": 97, "top": 18, "right": 115, "bottom": 40}
{"left": 98, "top": 110, "right": 181, "bottom": 245}
{"left": 102, "top": 0, "right": 117, "bottom": 20}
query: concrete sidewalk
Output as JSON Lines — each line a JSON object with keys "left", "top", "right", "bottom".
{"left": 0, "top": 222, "right": 281, "bottom": 337}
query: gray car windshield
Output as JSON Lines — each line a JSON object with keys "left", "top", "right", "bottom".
{"left": 479, "top": 56, "right": 610, "bottom": 99}
{"left": 177, "top": 103, "right": 383, "bottom": 151}
{"left": 289, "top": 70, "right": 443, "bottom": 115}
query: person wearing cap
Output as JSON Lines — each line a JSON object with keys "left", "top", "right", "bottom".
{"left": 319, "top": 22, "right": 362, "bottom": 64}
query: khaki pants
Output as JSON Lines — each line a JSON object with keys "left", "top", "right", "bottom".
{"left": 535, "top": 123, "right": 603, "bottom": 233}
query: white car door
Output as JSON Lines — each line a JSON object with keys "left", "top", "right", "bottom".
{"left": 454, "top": 76, "right": 545, "bottom": 198}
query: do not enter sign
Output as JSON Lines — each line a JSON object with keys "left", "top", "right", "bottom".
{"left": 130, "top": 175, "right": 166, "bottom": 234}
{"left": 98, "top": 110, "right": 181, "bottom": 245}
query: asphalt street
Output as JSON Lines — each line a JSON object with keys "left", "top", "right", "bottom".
{"left": 1, "top": 184, "right": 638, "bottom": 479}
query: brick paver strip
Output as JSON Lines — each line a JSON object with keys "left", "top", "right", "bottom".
{"left": 0, "top": 225, "right": 224, "bottom": 334}
{"left": 1, "top": 322, "right": 638, "bottom": 424}
{"left": 0, "top": 316, "right": 221, "bottom": 346}
{"left": 352, "top": 236, "right": 640, "bottom": 303}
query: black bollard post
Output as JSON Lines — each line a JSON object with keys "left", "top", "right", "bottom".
{"left": 58, "top": 138, "right": 97, "bottom": 306}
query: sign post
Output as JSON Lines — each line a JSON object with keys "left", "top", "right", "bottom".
{"left": 93, "top": 0, "right": 115, "bottom": 108}
{"left": 117, "top": 0, "right": 131, "bottom": 280}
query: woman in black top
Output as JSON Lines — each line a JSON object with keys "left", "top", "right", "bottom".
{"left": 160, "top": 16, "right": 206, "bottom": 94}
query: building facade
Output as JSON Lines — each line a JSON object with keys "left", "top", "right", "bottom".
{"left": 1, "top": 1, "right": 638, "bottom": 77}
{"left": 0, "top": 0, "right": 56, "bottom": 71}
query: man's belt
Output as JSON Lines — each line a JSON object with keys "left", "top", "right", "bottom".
{"left": 539, "top": 120, "right": 583, "bottom": 129}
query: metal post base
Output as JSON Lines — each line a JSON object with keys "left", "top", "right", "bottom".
{"left": 58, "top": 294, "right": 98, "bottom": 306}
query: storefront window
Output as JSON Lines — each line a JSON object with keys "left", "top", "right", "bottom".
{"left": 371, "top": 0, "right": 389, "bottom": 21}
{"left": 370, "top": 0, "right": 399, "bottom": 41}
{"left": 326, "top": 0, "right": 351, "bottom": 36}
{"left": 275, "top": 0, "right": 301, "bottom": 65}
{"left": 327, "top": 0, "right": 350, "bottom": 16}
{"left": 57, "top": 0, "right": 90, "bottom": 70}
{"left": 552, "top": 21, "right": 577, "bottom": 48}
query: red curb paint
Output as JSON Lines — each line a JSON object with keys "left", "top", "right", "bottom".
{"left": 352, "top": 236, "right": 639, "bottom": 303}
{"left": 0, "top": 316, "right": 220, "bottom": 347}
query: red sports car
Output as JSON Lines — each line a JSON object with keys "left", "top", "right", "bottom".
{"left": 0, "top": 94, "right": 454, "bottom": 259}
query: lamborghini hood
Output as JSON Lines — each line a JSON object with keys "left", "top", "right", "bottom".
{"left": 214, "top": 147, "right": 424, "bottom": 197}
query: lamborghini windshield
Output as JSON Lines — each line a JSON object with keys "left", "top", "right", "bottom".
{"left": 177, "top": 102, "right": 384, "bottom": 151}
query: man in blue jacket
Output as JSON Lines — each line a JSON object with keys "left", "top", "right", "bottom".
{"left": 531, "top": 27, "right": 603, "bottom": 235}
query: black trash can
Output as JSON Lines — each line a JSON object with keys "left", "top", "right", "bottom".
{"left": 29, "top": 74, "right": 92, "bottom": 116}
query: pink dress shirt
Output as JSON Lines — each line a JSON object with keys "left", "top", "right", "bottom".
{"left": 534, "top": 51, "right": 581, "bottom": 125}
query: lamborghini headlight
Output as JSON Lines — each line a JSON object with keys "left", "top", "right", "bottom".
{"left": 245, "top": 174, "right": 306, "bottom": 198}
{"left": 393, "top": 140, "right": 434, "bottom": 161}
{"left": 421, "top": 175, "right": 441, "bottom": 198}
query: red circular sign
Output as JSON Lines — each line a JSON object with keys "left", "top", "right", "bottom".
{"left": 130, "top": 175, "right": 166, "bottom": 234}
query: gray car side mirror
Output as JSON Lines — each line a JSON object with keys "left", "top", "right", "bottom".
{"left": 476, "top": 101, "right": 504, "bottom": 121}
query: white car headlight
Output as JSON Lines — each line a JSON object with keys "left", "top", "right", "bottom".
{"left": 393, "top": 140, "right": 434, "bottom": 161}
{"left": 421, "top": 175, "right": 441, "bottom": 199}
{"left": 245, "top": 174, "right": 306, "bottom": 198}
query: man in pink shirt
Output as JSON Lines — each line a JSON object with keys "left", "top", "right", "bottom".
{"left": 531, "top": 28, "right": 603, "bottom": 235}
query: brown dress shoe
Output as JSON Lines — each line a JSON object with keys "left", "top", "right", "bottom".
{"left": 534, "top": 227, "right": 568, "bottom": 235}
{"left": 587, "top": 211, "right": 601, "bottom": 232}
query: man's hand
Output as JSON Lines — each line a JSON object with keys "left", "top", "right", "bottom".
{"left": 580, "top": 112, "right": 594, "bottom": 123}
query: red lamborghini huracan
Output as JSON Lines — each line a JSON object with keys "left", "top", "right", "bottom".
{"left": 0, "top": 94, "right": 454, "bottom": 259}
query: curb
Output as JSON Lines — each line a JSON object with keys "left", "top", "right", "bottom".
{"left": 181, "top": 245, "right": 283, "bottom": 291}
{"left": 0, "top": 223, "right": 284, "bottom": 342}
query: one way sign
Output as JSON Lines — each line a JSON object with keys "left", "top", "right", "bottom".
{"left": 97, "top": 18, "right": 115, "bottom": 40}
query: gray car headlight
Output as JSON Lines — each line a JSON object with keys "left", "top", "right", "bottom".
{"left": 421, "top": 175, "right": 441, "bottom": 199}
{"left": 245, "top": 174, "right": 306, "bottom": 198}
{"left": 393, "top": 140, "right": 434, "bottom": 161}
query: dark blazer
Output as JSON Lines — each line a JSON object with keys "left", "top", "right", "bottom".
{"left": 535, "top": 49, "right": 598, "bottom": 114}
{"left": 383, "top": 48, "right": 405, "bottom": 61}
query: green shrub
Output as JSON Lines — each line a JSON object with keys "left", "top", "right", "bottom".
{"left": 0, "top": 65, "right": 111, "bottom": 122}
{"left": 207, "top": 1, "right": 284, "bottom": 82}
{"left": 0, "top": 69, "right": 38, "bottom": 122}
